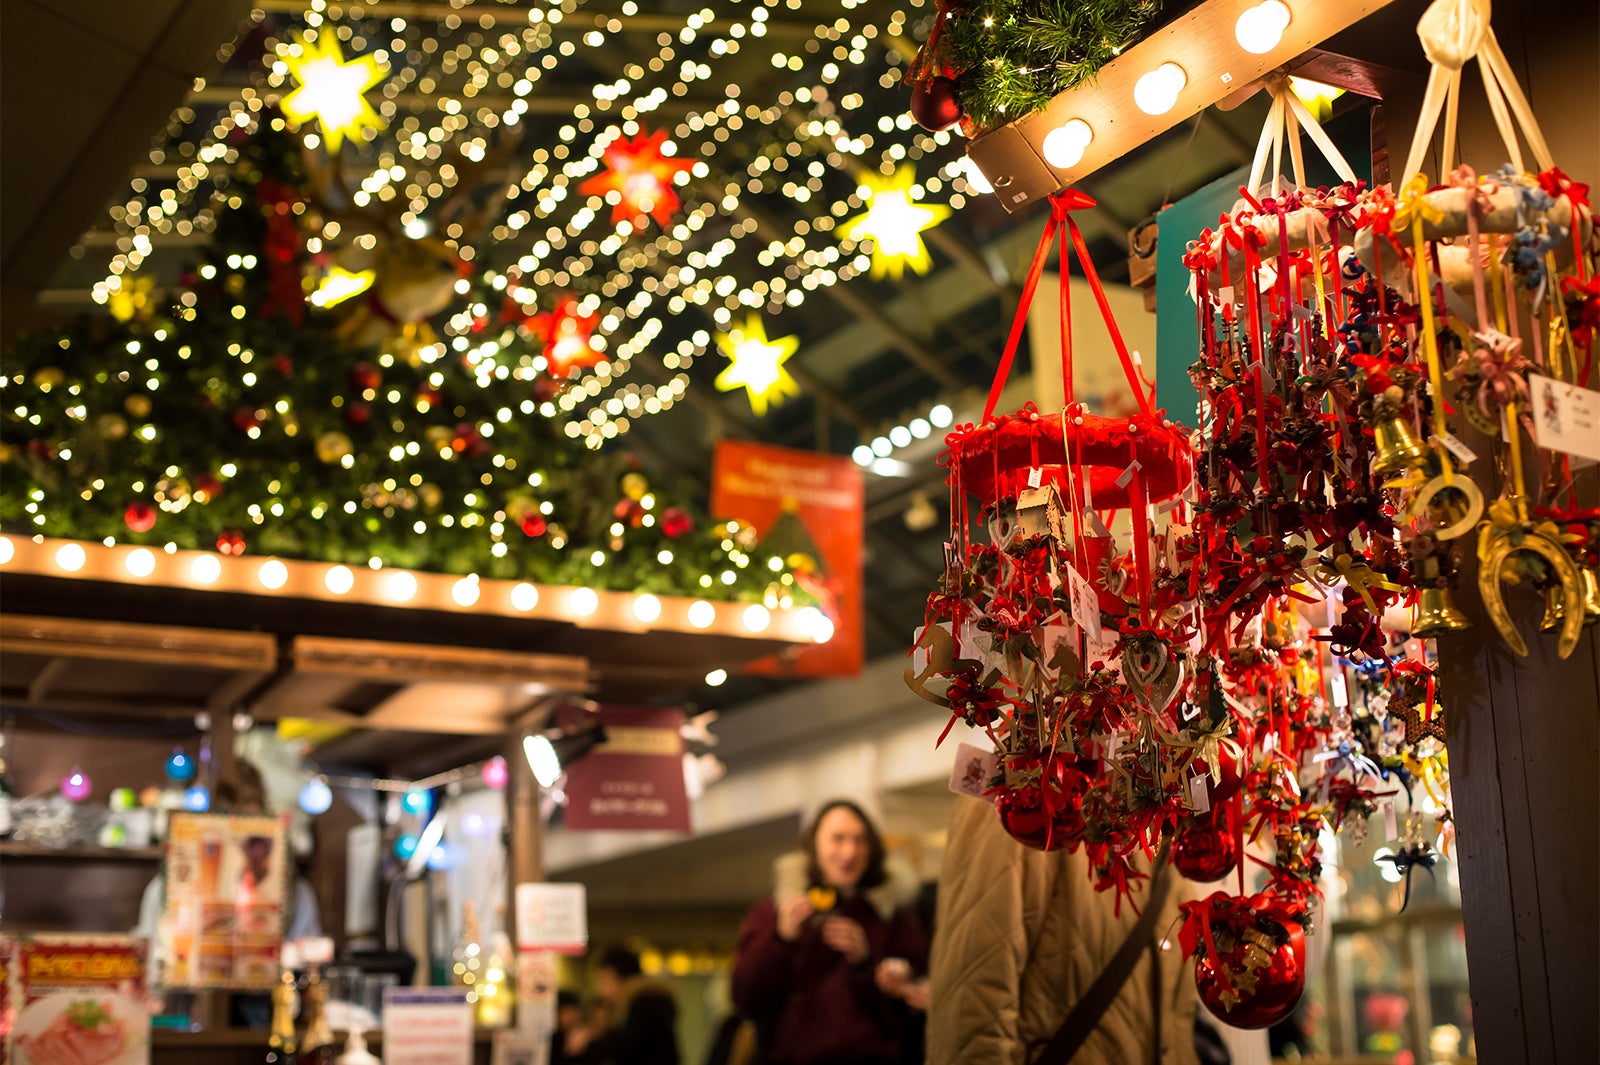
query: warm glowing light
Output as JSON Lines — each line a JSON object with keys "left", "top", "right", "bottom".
{"left": 125, "top": 548, "right": 157, "bottom": 577}
{"left": 800, "top": 607, "right": 836, "bottom": 644}
{"left": 452, "top": 575, "right": 481, "bottom": 606}
{"left": 1133, "top": 63, "right": 1187, "bottom": 115}
{"left": 570, "top": 587, "right": 599, "bottom": 617}
{"left": 190, "top": 555, "right": 222, "bottom": 584}
{"left": 531, "top": 297, "right": 605, "bottom": 377}
{"left": 1235, "top": 0, "right": 1291, "bottom": 54}
{"left": 687, "top": 600, "right": 717, "bottom": 629}
{"left": 713, "top": 315, "right": 801, "bottom": 416}
{"left": 1042, "top": 119, "right": 1094, "bottom": 170}
{"left": 633, "top": 593, "right": 662, "bottom": 623}
{"left": 523, "top": 734, "right": 562, "bottom": 788}
{"left": 0, "top": 537, "right": 12, "bottom": 565}
{"left": 705, "top": 668, "right": 728, "bottom": 687}
{"left": 960, "top": 157, "right": 994, "bottom": 195}
{"left": 325, "top": 565, "right": 355, "bottom": 594}
{"left": 1289, "top": 76, "right": 1345, "bottom": 119}
{"left": 577, "top": 126, "right": 695, "bottom": 228}
{"left": 280, "top": 31, "right": 389, "bottom": 151}
{"left": 386, "top": 570, "right": 418, "bottom": 601}
{"left": 510, "top": 583, "right": 539, "bottom": 611}
{"left": 258, "top": 559, "right": 289, "bottom": 589}
{"left": 742, "top": 604, "right": 771, "bottom": 632}
{"left": 845, "top": 166, "right": 951, "bottom": 279}
{"left": 55, "top": 543, "right": 87, "bottom": 572}
{"left": 308, "top": 266, "right": 376, "bottom": 308}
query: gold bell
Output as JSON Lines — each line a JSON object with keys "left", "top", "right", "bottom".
{"left": 1581, "top": 567, "right": 1600, "bottom": 627}
{"left": 1413, "top": 587, "right": 1471, "bottom": 636}
{"left": 1540, "top": 583, "right": 1566, "bottom": 633}
{"left": 1371, "top": 418, "right": 1430, "bottom": 477}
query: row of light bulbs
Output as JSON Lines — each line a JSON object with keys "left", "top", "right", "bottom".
{"left": 0, "top": 535, "right": 834, "bottom": 643}
{"left": 850, "top": 401, "right": 954, "bottom": 469}
{"left": 1033, "top": 0, "right": 1293, "bottom": 171}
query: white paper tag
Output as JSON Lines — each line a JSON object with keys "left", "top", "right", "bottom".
{"left": 1189, "top": 773, "right": 1212, "bottom": 814}
{"left": 1065, "top": 564, "right": 1103, "bottom": 643}
{"left": 1115, "top": 460, "right": 1142, "bottom": 489}
{"left": 949, "top": 743, "right": 1000, "bottom": 803}
{"left": 1218, "top": 285, "right": 1236, "bottom": 305}
{"left": 1292, "top": 301, "right": 1315, "bottom": 321}
{"left": 1435, "top": 431, "right": 1477, "bottom": 466}
{"left": 1027, "top": 466, "right": 1044, "bottom": 488}
{"left": 1261, "top": 731, "right": 1278, "bottom": 752}
{"left": 1530, "top": 375, "right": 1600, "bottom": 462}
{"left": 1383, "top": 800, "right": 1398, "bottom": 842}
{"left": 1331, "top": 670, "right": 1349, "bottom": 708}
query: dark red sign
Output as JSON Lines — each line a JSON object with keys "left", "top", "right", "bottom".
{"left": 560, "top": 706, "right": 691, "bottom": 833}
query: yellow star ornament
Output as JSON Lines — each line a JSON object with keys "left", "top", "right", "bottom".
{"left": 844, "top": 166, "right": 951, "bottom": 280}
{"left": 714, "top": 316, "right": 801, "bottom": 416}
{"left": 280, "top": 32, "right": 388, "bottom": 152}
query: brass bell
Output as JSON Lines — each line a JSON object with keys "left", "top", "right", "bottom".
{"left": 1540, "top": 583, "right": 1566, "bottom": 633}
{"left": 1413, "top": 587, "right": 1472, "bottom": 636}
{"left": 1371, "top": 418, "right": 1430, "bottom": 477}
{"left": 1581, "top": 567, "right": 1600, "bottom": 627}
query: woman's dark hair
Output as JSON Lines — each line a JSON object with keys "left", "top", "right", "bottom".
{"left": 599, "top": 944, "right": 642, "bottom": 979}
{"left": 803, "top": 799, "right": 887, "bottom": 892}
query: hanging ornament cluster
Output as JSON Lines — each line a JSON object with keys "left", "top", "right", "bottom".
{"left": 904, "top": 0, "right": 1162, "bottom": 134}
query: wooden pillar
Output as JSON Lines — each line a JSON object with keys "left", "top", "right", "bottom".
{"left": 504, "top": 728, "right": 543, "bottom": 941}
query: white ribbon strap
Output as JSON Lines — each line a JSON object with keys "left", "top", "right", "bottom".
{"left": 1248, "top": 80, "right": 1360, "bottom": 197}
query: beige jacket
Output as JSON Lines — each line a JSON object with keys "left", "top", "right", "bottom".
{"left": 927, "top": 797, "right": 1199, "bottom": 1065}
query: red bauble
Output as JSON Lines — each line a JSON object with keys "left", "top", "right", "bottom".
{"left": 1173, "top": 816, "right": 1239, "bottom": 883}
{"left": 193, "top": 473, "right": 223, "bottom": 503}
{"left": 272, "top": 353, "right": 294, "bottom": 376}
{"left": 910, "top": 76, "right": 963, "bottom": 133}
{"left": 1192, "top": 748, "right": 1245, "bottom": 804}
{"left": 216, "top": 530, "right": 247, "bottom": 556}
{"left": 1195, "top": 920, "right": 1306, "bottom": 1029}
{"left": 995, "top": 788, "right": 1056, "bottom": 850}
{"left": 521, "top": 514, "right": 548, "bottom": 538}
{"left": 346, "top": 402, "right": 371, "bottom": 426}
{"left": 1043, "top": 754, "right": 1091, "bottom": 845}
{"left": 124, "top": 501, "right": 157, "bottom": 533}
{"left": 232, "top": 408, "right": 261, "bottom": 434}
{"left": 416, "top": 386, "right": 441, "bottom": 411}
{"left": 351, "top": 361, "right": 382, "bottom": 392}
{"left": 661, "top": 507, "right": 693, "bottom": 538}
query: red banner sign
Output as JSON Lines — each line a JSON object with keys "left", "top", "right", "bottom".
{"left": 561, "top": 706, "right": 691, "bottom": 833}
{"left": 710, "top": 440, "right": 864, "bottom": 676}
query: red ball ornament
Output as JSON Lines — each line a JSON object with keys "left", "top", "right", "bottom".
{"left": 910, "top": 76, "right": 963, "bottom": 133}
{"left": 521, "top": 514, "right": 548, "bottom": 538}
{"left": 1043, "top": 754, "right": 1091, "bottom": 845}
{"left": 350, "top": 361, "right": 382, "bottom": 392}
{"left": 216, "top": 530, "right": 247, "bottom": 556}
{"left": 346, "top": 402, "right": 371, "bottom": 426}
{"left": 995, "top": 787, "right": 1056, "bottom": 850}
{"left": 1195, "top": 918, "right": 1306, "bottom": 1030}
{"left": 124, "top": 501, "right": 157, "bottom": 533}
{"left": 1192, "top": 748, "right": 1245, "bottom": 804}
{"left": 416, "top": 386, "right": 441, "bottom": 411}
{"left": 272, "top": 354, "right": 294, "bottom": 376}
{"left": 193, "top": 473, "right": 223, "bottom": 504}
{"left": 1173, "top": 815, "right": 1240, "bottom": 882}
{"left": 661, "top": 507, "right": 693, "bottom": 538}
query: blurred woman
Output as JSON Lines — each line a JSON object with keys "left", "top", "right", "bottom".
{"left": 732, "top": 800, "right": 925, "bottom": 1065}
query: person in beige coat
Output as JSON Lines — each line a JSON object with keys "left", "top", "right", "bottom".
{"left": 926, "top": 796, "right": 1200, "bottom": 1065}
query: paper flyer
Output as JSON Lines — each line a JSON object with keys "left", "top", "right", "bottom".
{"left": 162, "top": 813, "right": 289, "bottom": 989}
{"left": 12, "top": 936, "right": 149, "bottom": 1065}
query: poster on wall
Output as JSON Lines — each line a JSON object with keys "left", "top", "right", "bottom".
{"left": 12, "top": 935, "right": 149, "bottom": 1065}
{"left": 560, "top": 706, "right": 691, "bottom": 833}
{"left": 161, "top": 813, "right": 288, "bottom": 989}
{"left": 710, "top": 440, "right": 864, "bottom": 676}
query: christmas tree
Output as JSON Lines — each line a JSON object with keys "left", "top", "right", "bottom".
{"left": 1, "top": 119, "right": 798, "bottom": 604}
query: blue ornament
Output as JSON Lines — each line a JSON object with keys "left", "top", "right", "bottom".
{"left": 182, "top": 785, "right": 211, "bottom": 812}
{"left": 401, "top": 789, "right": 431, "bottom": 816}
{"left": 425, "top": 843, "right": 450, "bottom": 870}
{"left": 299, "top": 778, "right": 334, "bottom": 815}
{"left": 395, "top": 834, "right": 419, "bottom": 860}
{"left": 166, "top": 749, "right": 197, "bottom": 782}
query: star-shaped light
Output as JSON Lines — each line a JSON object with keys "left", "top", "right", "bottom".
{"left": 844, "top": 166, "right": 951, "bottom": 280}
{"left": 578, "top": 127, "right": 696, "bottom": 228}
{"left": 714, "top": 316, "right": 801, "bottom": 416}
{"left": 530, "top": 297, "right": 606, "bottom": 377}
{"left": 280, "top": 32, "right": 388, "bottom": 152}
{"left": 308, "top": 266, "right": 375, "bottom": 308}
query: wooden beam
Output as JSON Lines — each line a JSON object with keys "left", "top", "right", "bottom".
{"left": 0, "top": 615, "right": 277, "bottom": 672}
{"left": 291, "top": 634, "right": 590, "bottom": 691}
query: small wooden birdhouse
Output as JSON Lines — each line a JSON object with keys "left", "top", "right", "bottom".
{"left": 1016, "top": 482, "right": 1068, "bottom": 541}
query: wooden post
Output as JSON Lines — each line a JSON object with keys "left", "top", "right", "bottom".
{"left": 504, "top": 728, "right": 543, "bottom": 940}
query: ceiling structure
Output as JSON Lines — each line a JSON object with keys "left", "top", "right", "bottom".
{"left": 0, "top": 0, "right": 1408, "bottom": 717}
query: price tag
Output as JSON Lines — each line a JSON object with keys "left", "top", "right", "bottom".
{"left": 1065, "top": 564, "right": 1102, "bottom": 644}
{"left": 1331, "top": 670, "right": 1349, "bottom": 709}
{"left": 1437, "top": 431, "right": 1477, "bottom": 466}
{"left": 1529, "top": 375, "right": 1600, "bottom": 462}
{"left": 1189, "top": 773, "right": 1212, "bottom": 814}
{"left": 1027, "top": 466, "right": 1044, "bottom": 488}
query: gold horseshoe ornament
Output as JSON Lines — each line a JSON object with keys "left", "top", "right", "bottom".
{"left": 1409, "top": 474, "right": 1485, "bottom": 541}
{"left": 1477, "top": 528, "right": 1585, "bottom": 659}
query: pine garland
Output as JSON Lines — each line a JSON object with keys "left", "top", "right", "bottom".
{"left": 927, "top": 0, "right": 1161, "bottom": 132}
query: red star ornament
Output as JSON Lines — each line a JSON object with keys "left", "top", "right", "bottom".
{"left": 530, "top": 297, "right": 606, "bottom": 377}
{"left": 578, "top": 127, "right": 695, "bottom": 228}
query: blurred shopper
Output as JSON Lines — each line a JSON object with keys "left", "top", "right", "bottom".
{"left": 926, "top": 796, "right": 1200, "bottom": 1065}
{"left": 586, "top": 945, "right": 680, "bottom": 1065}
{"left": 551, "top": 989, "right": 596, "bottom": 1064}
{"left": 732, "top": 799, "right": 926, "bottom": 1065}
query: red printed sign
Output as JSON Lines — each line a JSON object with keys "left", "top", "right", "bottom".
{"left": 560, "top": 706, "right": 691, "bottom": 833}
{"left": 710, "top": 440, "right": 864, "bottom": 676}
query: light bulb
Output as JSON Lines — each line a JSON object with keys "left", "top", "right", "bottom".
{"left": 482, "top": 757, "right": 509, "bottom": 790}
{"left": 909, "top": 418, "right": 932, "bottom": 439}
{"left": 510, "top": 583, "right": 539, "bottom": 611}
{"left": 55, "top": 543, "right": 87, "bottom": 572}
{"left": 1133, "top": 62, "right": 1187, "bottom": 115}
{"left": 960, "top": 157, "right": 994, "bottom": 194}
{"left": 523, "top": 734, "right": 562, "bottom": 788}
{"left": 0, "top": 536, "right": 12, "bottom": 564}
{"left": 452, "top": 575, "right": 481, "bottom": 606}
{"left": 801, "top": 607, "right": 836, "bottom": 644}
{"left": 570, "top": 587, "right": 599, "bottom": 617}
{"left": 182, "top": 784, "right": 211, "bottom": 812}
{"left": 166, "top": 748, "right": 196, "bottom": 782}
{"left": 633, "top": 593, "right": 662, "bottom": 623}
{"left": 851, "top": 445, "right": 875, "bottom": 467}
{"left": 191, "top": 554, "right": 221, "bottom": 584}
{"left": 742, "top": 604, "right": 771, "bottom": 632}
{"left": 1236, "top": 0, "right": 1291, "bottom": 54}
{"left": 929, "top": 404, "right": 953, "bottom": 428}
{"left": 258, "top": 559, "right": 288, "bottom": 589}
{"left": 1042, "top": 119, "right": 1093, "bottom": 170}
{"left": 402, "top": 789, "right": 430, "bottom": 816}
{"left": 126, "top": 547, "right": 157, "bottom": 577}
{"left": 687, "top": 600, "right": 716, "bottom": 629}
{"left": 61, "top": 768, "right": 93, "bottom": 802}
{"left": 386, "top": 570, "right": 418, "bottom": 601}
{"left": 395, "top": 834, "right": 420, "bottom": 859}
{"left": 299, "top": 778, "right": 334, "bottom": 815}
{"left": 705, "top": 668, "right": 728, "bottom": 687}
{"left": 325, "top": 565, "right": 354, "bottom": 594}
{"left": 890, "top": 426, "right": 912, "bottom": 448}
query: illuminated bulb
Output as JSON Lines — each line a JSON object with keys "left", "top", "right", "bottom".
{"left": 705, "top": 668, "right": 728, "bottom": 687}
{"left": 258, "top": 559, "right": 289, "bottom": 589}
{"left": 570, "top": 587, "right": 599, "bottom": 617}
{"left": 742, "top": 604, "right": 771, "bottom": 632}
{"left": 960, "top": 157, "right": 994, "bottom": 194}
{"left": 191, "top": 554, "right": 222, "bottom": 584}
{"left": 852, "top": 445, "right": 875, "bottom": 467}
{"left": 0, "top": 536, "right": 13, "bottom": 564}
{"left": 510, "top": 583, "right": 539, "bottom": 611}
{"left": 1235, "top": 0, "right": 1291, "bottom": 54}
{"left": 871, "top": 436, "right": 893, "bottom": 457}
{"left": 56, "top": 543, "right": 87, "bottom": 572}
{"left": 910, "top": 418, "right": 932, "bottom": 439}
{"left": 633, "top": 593, "right": 662, "bottom": 623}
{"left": 929, "top": 404, "right": 954, "bottom": 428}
{"left": 386, "top": 570, "right": 418, "bottom": 601}
{"left": 183, "top": 785, "right": 211, "bottom": 812}
{"left": 1133, "top": 62, "right": 1187, "bottom": 115}
{"left": 452, "top": 575, "right": 481, "bottom": 606}
{"left": 299, "top": 778, "right": 334, "bottom": 815}
{"left": 1041, "top": 119, "right": 1093, "bottom": 170}
{"left": 687, "top": 600, "right": 716, "bottom": 628}
{"left": 125, "top": 547, "right": 157, "bottom": 577}
{"left": 889, "top": 426, "right": 912, "bottom": 448}
{"left": 799, "top": 607, "right": 836, "bottom": 644}
{"left": 325, "top": 565, "right": 355, "bottom": 594}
